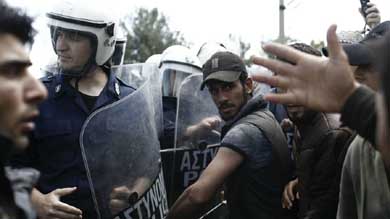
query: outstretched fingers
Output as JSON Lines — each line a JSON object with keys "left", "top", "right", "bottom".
{"left": 251, "top": 56, "right": 296, "bottom": 77}
{"left": 264, "top": 92, "right": 299, "bottom": 106}
{"left": 261, "top": 42, "right": 301, "bottom": 64}
{"left": 250, "top": 73, "right": 290, "bottom": 90}
{"left": 326, "top": 25, "right": 347, "bottom": 61}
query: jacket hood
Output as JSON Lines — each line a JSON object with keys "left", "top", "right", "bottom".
{"left": 224, "top": 94, "right": 268, "bottom": 127}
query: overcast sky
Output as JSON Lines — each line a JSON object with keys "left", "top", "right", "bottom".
{"left": 6, "top": 0, "right": 390, "bottom": 76}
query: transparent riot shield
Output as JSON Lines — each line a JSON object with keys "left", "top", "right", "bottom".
{"left": 112, "top": 63, "right": 163, "bottom": 137}
{"left": 174, "top": 73, "right": 221, "bottom": 148}
{"left": 160, "top": 74, "right": 227, "bottom": 218}
{"left": 80, "top": 64, "right": 168, "bottom": 219}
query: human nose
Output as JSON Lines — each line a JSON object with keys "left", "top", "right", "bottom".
{"left": 25, "top": 72, "right": 48, "bottom": 104}
{"left": 55, "top": 34, "right": 68, "bottom": 52}
{"left": 214, "top": 89, "right": 228, "bottom": 104}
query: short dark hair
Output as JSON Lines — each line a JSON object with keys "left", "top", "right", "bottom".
{"left": 289, "top": 43, "right": 322, "bottom": 57}
{"left": 238, "top": 71, "right": 248, "bottom": 84}
{"left": 0, "top": 1, "right": 35, "bottom": 45}
{"left": 275, "top": 43, "right": 321, "bottom": 66}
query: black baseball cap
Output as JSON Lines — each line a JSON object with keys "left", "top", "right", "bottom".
{"left": 200, "top": 51, "right": 247, "bottom": 90}
{"left": 323, "top": 21, "right": 390, "bottom": 66}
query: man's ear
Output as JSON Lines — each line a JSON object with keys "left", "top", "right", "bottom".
{"left": 245, "top": 77, "right": 253, "bottom": 94}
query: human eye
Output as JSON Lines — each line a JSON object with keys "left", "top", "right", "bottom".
{"left": 222, "top": 84, "right": 232, "bottom": 91}
{"left": 0, "top": 62, "right": 30, "bottom": 79}
{"left": 53, "top": 29, "right": 64, "bottom": 39}
{"left": 67, "top": 31, "right": 82, "bottom": 41}
{"left": 0, "top": 65, "right": 25, "bottom": 78}
{"left": 207, "top": 86, "right": 217, "bottom": 95}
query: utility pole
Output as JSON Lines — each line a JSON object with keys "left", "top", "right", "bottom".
{"left": 279, "top": 0, "right": 286, "bottom": 43}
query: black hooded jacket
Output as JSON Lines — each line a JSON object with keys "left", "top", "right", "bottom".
{"left": 221, "top": 95, "right": 291, "bottom": 219}
{"left": 293, "top": 113, "right": 354, "bottom": 219}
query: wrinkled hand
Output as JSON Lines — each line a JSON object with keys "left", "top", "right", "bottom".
{"left": 32, "top": 187, "right": 82, "bottom": 219}
{"left": 282, "top": 179, "right": 299, "bottom": 209}
{"left": 251, "top": 25, "right": 359, "bottom": 113}
{"left": 360, "top": 2, "right": 381, "bottom": 28}
{"left": 109, "top": 177, "right": 151, "bottom": 215}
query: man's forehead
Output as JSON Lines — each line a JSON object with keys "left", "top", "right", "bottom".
{"left": 0, "top": 34, "right": 30, "bottom": 65}
{"left": 206, "top": 79, "right": 237, "bottom": 88}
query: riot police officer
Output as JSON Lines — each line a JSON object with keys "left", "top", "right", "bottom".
{"left": 159, "top": 45, "right": 203, "bottom": 149}
{"left": 11, "top": 1, "right": 135, "bottom": 218}
{"left": 196, "top": 41, "right": 227, "bottom": 66}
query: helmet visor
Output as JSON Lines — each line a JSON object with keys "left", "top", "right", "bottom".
{"left": 162, "top": 69, "right": 191, "bottom": 97}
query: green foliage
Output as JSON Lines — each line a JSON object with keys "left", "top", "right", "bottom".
{"left": 122, "top": 8, "right": 185, "bottom": 63}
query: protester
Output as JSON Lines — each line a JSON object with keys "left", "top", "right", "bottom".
{"left": 0, "top": 1, "right": 47, "bottom": 218}
{"left": 251, "top": 25, "right": 373, "bottom": 140}
{"left": 337, "top": 21, "right": 390, "bottom": 219}
{"left": 159, "top": 45, "right": 204, "bottom": 149}
{"left": 10, "top": 0, "right": 135, "bottom": 218}
{"left": 251, "top": 25, "right": 390, "bottom": 218}
{"left": 281, "top": 43, "right": 354, "bottom": 219}
{"left": 167, "top": 51, "right": 290, "bottom": 219}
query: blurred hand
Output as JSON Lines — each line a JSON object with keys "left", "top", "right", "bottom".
{"left": 280, "top": 118, "right": 294, "bottom": 132}
{"left": 109, "top": 177, "right": 151, "bottom": 215}
{"left": 282, "top": 178, "right": 299, "bottom": 209}
{"left": 32, "top": 187, "right": 82, "bottom": 219}
{"left": 251, "top": 25, "right": 359, "bottom": 113}
{"left": 359, "top": 2, "right": 381, "bottom": 28}
{"left": 185, "top": 116, "right": 222, "bottom": 139}
{"left": 199, "top": 116, "right": 221, "bottom": 131}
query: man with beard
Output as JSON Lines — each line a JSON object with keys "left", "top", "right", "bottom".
{"left": 167, "top": 51, "right": 290, "bottom": 219}
{"left": 281, "top": 44, "right": 354, "bottom": 219}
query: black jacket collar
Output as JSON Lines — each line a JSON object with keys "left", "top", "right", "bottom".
{"left": 222, "top": 94, "right": 268, "bottom": 137}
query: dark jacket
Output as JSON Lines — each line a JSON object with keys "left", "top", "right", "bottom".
{"left": 340, "top": 86, "right": 376, "bottom": 145}
{"left": 10, "top": 71, "right": 135, "bottom": 218}
{"left": 221, "top": 95, "right": 291, "bottom": 219}
{"left": 0, "top": 136, "right": 39, "bottom": 219}
{"left": 293, "top": 113, "right": 354, "bottom": 219}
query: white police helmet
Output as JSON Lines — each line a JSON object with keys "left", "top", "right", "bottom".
{"left": 47, "top": 0, "right": 118, "bottom": 67}
{"left": 145, "top": 54, "right": 162, "bottom": 65}
{"left": 160, "top": 45, "right": 202, "bottom": 97}
{"left": 160, "top": 45, "right": 202, "bottom": 73}
{"left": 112, "top": 37, "right": 127, "bottom": 66}
{"left": 196, "top": 42, "right": 227, "bottom": 66}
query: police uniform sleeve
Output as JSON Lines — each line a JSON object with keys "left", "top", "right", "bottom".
{"left": 221, "top": 123, "right": 272, "bottom": 168}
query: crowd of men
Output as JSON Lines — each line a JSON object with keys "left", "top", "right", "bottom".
{"left": 0, "top": 0, "right": 389, "bottom": 219}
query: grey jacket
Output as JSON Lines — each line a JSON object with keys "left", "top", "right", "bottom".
{"left": 337, "top": 136, "right": 390, "bottom": 219}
